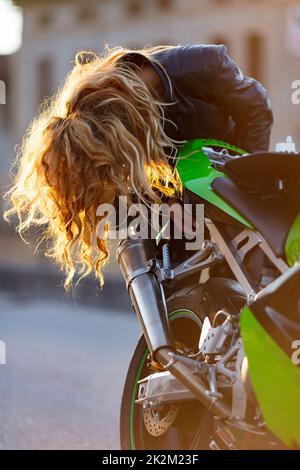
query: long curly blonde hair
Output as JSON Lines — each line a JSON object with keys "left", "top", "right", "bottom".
{"left": 4, "top": 46, "right": 181, "bottom": 289}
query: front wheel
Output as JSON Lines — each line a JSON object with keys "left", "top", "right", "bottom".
{"left": 120, "top": 284, "right": 209, "bottom": 450}
{"left": 120, "top": 279, "right": 246, "bottom": 450}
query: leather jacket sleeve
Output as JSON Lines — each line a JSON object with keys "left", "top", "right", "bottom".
{"left": 179, "top": 45, "right": 274, "bottom": 153}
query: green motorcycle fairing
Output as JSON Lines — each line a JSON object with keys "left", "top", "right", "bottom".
{"left": 285, "top": 213, "right": 300, "bottom": 266}
{"left": 176, "top": 138, "right": 252, "bottom": 228}
{"left": 241, "top": 306, "right": 300, "bottom": 448}
{"left": 176, "top": 138, "right": 300, "bottom": 265}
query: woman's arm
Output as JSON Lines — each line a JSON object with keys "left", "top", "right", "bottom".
{"left": 212, "top": 45, "right": 273, "bottom": 153}
{"left": 179, "top": 44, "right": 274, "bottom": 153}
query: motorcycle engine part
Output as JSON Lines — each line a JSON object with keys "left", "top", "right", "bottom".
{"left": 136, "top": 370, "right": 196, "bottom": 406}
{"left": 241, "top": 356, "right": 257, "bottom": 405}
{"left": 198, "top": 316, "right": 212, "bottom": 350}
{"left": 156, "top": 347, "right": 231, "bottom": 419}
{"left": 199, "top": 317, "right": 233, "bottom": 355}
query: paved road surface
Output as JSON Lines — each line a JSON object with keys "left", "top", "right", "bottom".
{"left": 0, "top": 295, "right": 140, "bottom": 449}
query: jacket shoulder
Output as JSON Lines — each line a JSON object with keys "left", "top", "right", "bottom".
{"left": 160, "top": 44, "right": 228, "bottom": 90}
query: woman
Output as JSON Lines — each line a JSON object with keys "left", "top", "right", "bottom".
{"left": 4, "top": 44, "right": 273, "bottom": 289}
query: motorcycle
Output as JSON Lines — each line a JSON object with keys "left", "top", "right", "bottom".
{"left": 117, "top": 137, "right": 300, "bottom": 450}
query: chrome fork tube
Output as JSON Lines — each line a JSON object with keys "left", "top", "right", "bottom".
{"left": 117, "top": 239, "right": 173, "bottom": 356}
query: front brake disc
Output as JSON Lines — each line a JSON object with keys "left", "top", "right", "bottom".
{"left": 143, "top": 404, "right": 179, "bottom": 437}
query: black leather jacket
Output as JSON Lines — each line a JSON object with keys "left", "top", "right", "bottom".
{"left": 120, "top": 45, "right": 274, "bottom": 153}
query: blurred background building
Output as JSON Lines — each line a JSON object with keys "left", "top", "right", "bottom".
{"left": 0, "top": 0, "right": 300, "bottom": 300}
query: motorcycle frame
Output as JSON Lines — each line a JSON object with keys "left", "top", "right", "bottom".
{"left": 158, "top": 218, "right": 289, "bottom": 302}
